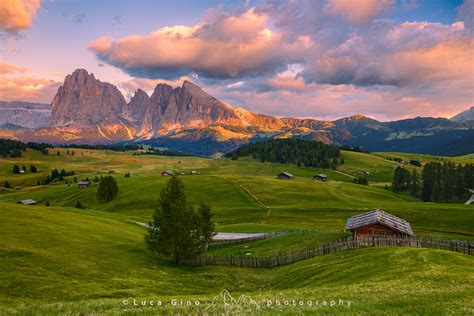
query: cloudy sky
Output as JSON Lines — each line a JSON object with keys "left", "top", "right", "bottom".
{"left": 0, "top": 0, "right": 472, "bottom": 121}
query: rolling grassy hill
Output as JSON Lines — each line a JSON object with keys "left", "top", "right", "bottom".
{"left": 0, "top": 148, "right": 473, "bottom": 314}
{"left": 0, "top": 203, "right": 472, "bottom": 315}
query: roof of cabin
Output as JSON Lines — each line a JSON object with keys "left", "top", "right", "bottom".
{"left": 314, "top": 174, "right": 328, "bottom": 178}
{"left": 18, "top": 199, "right": 37, "bottom": 205}
{"left": 344, "top": 209, "right": 414, "bottom": 236}
{"left": 279, "top": 172, "right": 294, "bottom": 178}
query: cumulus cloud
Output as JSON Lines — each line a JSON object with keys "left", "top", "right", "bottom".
{"left": 0, "top": 0, "right": 41, "bottom": 33}
{"left": 0, "top": 75, "right": 59, "bottom": 103}
{"left": 0, "top": 61, "right": 59, "bottom": 103}
{"left": 303, "top": 21, "right": 473, "bottom": 87}
{"left": 89, "top": 8, "right": 308, "bottom": 80}
{"left": 323, "top": 0, "right": 394, "bottom": 25}
{"left": 89, "top": 1, "right": 473, "bottom": 120}
{"left": 458, "top": 0, "right": 473, "bottom": 31}
{"left": 0, "top": 61, "right": 28, "bottom": 74}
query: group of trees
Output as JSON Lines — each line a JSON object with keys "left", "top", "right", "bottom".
{"left": 12, "top": 164, "right": 39, "bottom": 174}
{"left": 40, "top": 169, "right": 75, "bottom": 185}
{"left": 392, "top": 162, "right": 474, "bottom": 202}
{"left": 145, "top": 176, "right": 215, "bottom": 263}
{"left": 63, "top": 144, "right": 142, "bottom": 151}
{"left": 226, "top": 139, "right": 343, "bottom": 169}
{"left": 0, "top": 139, "right": 51, "bottom": 158}
{"left": 133, "top": 148, "right": 188, "bottom": 157}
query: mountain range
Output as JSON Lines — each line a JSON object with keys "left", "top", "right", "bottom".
{"left": 0, "top": 69, "right": 472, "bottom": 156}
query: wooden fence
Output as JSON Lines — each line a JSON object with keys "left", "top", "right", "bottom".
{"left": 186, "top": 236, "right": 473, "bottom": 268}
{"left": 209, "top": 230, "right": 320, "bottom": 247}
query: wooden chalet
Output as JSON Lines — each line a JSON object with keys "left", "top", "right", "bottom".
{"left": 278, "top": 172, "right": 294, "bottom": 180}
{"left": 77, "top": 180, "right": 91, "bottom": 188}
{"left": 313, "top": 174, "right": 328, "bottom": 181}
{"left": 18, "top": 199, "right": 37, "bottom": 205}
{"left": 161, "top": 170, "right": 175, "bottom": 176}
{"left": 344, "top": 209, "right": 414, "bottom": 239}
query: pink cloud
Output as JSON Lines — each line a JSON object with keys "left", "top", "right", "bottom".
{"left": 89, "top": 8, "right": 307, "bottom": 79}
{"left": 0, "top": 61, "right": 28, "bottom": 74}
{"left": 0, "top": 0, "right": 41, "bottom": 33}
{"left": 0, "top": 75, "right": 59, "bottom": 103}
{"left": 323, "top": 0, "right": 394, "bottom": 25}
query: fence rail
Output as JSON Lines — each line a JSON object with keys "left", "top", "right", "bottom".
{"left": 186, "top": 236, "right": 473, "bottom": 268}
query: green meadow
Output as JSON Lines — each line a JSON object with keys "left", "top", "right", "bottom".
{"left": 0, "top": 148, "right": 473, "bottom": 314}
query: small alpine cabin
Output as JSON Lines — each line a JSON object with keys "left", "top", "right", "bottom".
{"left": 18, "top": 199, "right": 37, "bottom": 205}
{"left": 278, "top": 172, "right": 294, "bottom": 180}
{"left": 161, "top": 170, "right": 175, "bottom": 176}
{"left": 313, "top": 174, "right": 328, "bottom": 181}
{"left": 344, "top": 209, "right": 414, "bottom": 239}
{"left": 77, "top": 180, "right": 91, "bottom": 188}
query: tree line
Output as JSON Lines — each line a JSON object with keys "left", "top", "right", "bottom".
{"left": 226, "top": 139, "right": 343, "bottom": 169}
{"left": 0, "top": 139, "right": 51, "bottom": 158}
{"left": 392, "top": 162, "right": 474, "bottom": 202}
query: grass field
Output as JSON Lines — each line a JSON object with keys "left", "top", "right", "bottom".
{"left": 0, "top": 148, "right": 473, "bottom": 314}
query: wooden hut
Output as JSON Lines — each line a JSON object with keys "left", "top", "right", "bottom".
{"left": 313, "top": 174, "right": 328, "bottom": 181}
{"left": 278, "top": 172, "right": 294, "bottom": 180}
{"left": 344, "top": 209, "right": 414, "bottom": 239}
{"left": 18, "top": 199, "right": 37, "bottom": 205}
{"left": 161, "top": 170, "right": 175, "bottom": 176}
{"left": 77, "top": 180, "right": 91, "bottom": 188}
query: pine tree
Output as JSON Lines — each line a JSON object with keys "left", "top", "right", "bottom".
{"left": 197, "top": 202, "right": 216, "bottom": 251}
{"left": 431, "top": 181, "right": 441, "bottom": 202}
{"left": 12, "top": 165, "right": 20, "bottom": 174}
{"left": 97, "top": 176, "right": 118, "bottom": 202}
{"left": 145, "top": 176, "right": 215, "bottom": 263}
{"left": 409, "top": 169, "right": 421, "bottom": 198}
{"left": 4, "top": 181, "right": 11, "bottom": 188}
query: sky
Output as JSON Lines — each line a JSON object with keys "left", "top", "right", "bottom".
{"left": 0, "top": 0, "right": 473, "bottom": 121}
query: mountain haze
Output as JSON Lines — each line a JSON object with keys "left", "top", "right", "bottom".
{"left": 0, "top": 69, "right": 472, "bottom": 156}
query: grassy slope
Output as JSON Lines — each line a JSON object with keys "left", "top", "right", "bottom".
{"left": 0, "top": 203, "right": 472, "bottom": 315}
{"left": 1, "top": 149, "right": 473, "bottom": 240}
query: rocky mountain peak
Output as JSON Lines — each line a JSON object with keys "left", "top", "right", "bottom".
{"left": 50, "top": 69, "right": 128, "bottom": 127}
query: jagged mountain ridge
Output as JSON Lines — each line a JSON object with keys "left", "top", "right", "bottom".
{"left": 0, "top": 101, "right": 51, "bottom": 129}
{"left": 0, "top": 69, "right": 473, "bottom": 156}
{"left": 451, "top": 106, "right": 474, "bottom": 122}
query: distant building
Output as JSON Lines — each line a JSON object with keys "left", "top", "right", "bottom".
{"left": 465, "top": 189, "right": 474, "bottom": 205}
{"left": 18, "top": 199, "right": 37, "bottom": 205}
{"left": 313, "top": 174, "right": 328, "bottom": 181}
{"left": 78, "top": 180, "right": 91, "bottom": 188}
{"left": 191, "top": 170, "right": 197, "bottom": 175}
{"left": 19, "top": 170, "right": 25, "bottom": 174}
{"left": 15, "top": 186, "right": 23, "bottom": 190}
{"left": 277, "top": 172, "right": 294, "bottom": 180}
{"left": 178, "top": 172, "right": 186, "bottom": 176}
{"left": 344, "top": 209, "right": 414, "bottom": 239}
{"left": 161, "top": 170, "right": 175, "bottom": 176}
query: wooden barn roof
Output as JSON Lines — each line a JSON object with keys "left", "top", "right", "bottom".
{"left": 18, "top": 199, "right": 37, "bottom": 205}
{"left": 279, "top": 172, "right": 294, "bottom": 178}
{"left": 344, "top": 209, "right": 414, "bottom": 236}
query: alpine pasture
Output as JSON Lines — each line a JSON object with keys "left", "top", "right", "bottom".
{"left": 0, "top": 148, "right": 473, "bottom": 315}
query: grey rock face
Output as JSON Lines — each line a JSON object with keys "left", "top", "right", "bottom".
{"left": 0, "top": 101, "right": 51, "bottom": 129}
{"left": 50, "top": 69, "right": 128, "bottom": 127}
